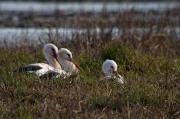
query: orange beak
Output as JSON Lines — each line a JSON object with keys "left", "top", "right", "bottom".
{"left": 69, "top": 58, "right": 80, "bottom": 69}
{"left": 52, "top": 51, "right": 61, "bottom": 65}
{"left": 113, "top": 70, "right": 118, "bottom": 76}
{"left": 52, "top": 51, "right": 58, "bottom": 59}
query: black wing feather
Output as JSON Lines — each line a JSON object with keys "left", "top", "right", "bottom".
{"left": 39, "top": 71, "right": 60, "bottom": 79}
{"left": 15, "top": 65, "right": 42, "bottom": 72}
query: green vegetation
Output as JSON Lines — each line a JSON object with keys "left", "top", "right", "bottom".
{"left": 0, "top": 34, "right": 179, "bottom": 118}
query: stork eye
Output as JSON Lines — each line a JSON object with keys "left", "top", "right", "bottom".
{"left": 110, "top": 65, "right": 115, "bottom": 70}
{"left": 67, "top": 53, "right": 71, "bottom": 58}
{"left": 51, "top": 48, "right": 56, "bottom": 56}
{"left": 110, "top": 65, "right": 114, "bottom": 69}
{"left": 51, "top": 48, "right": 55, "bottom": 52}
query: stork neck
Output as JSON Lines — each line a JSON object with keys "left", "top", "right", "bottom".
{"left": 52, "top": 58, "right": 62, "bottom": 69}
{"left": 47, "top": 57, "right": 62, "bottom": 69}
{"left": 59, "top": 58, "right": 68, "bottom": 68}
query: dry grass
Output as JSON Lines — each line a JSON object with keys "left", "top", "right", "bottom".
{"left": 0, "top": 7, "right": 180, "bottom": 119}
{"left": 0, "top": 33, "right": 180, "bottom": 118}
{"left": 0, "top": 8, "right": 179, "bottom": 28}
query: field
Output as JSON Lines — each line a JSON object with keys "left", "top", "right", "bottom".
{"left": 0, "top": 3, "right": 180, "bottom": 119}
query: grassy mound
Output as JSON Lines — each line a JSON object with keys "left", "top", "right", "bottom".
{"left": 0, "top": 38, "right": 179, "bottom": 118}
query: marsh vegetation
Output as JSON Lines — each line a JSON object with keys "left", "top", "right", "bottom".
{"left": 0, "top": 1, "right": 180, "bottom": 119}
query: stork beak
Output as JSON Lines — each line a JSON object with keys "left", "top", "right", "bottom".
{"left": 54, "top": 55, "right": 59, "bottom": 62}
{"left": 52, "top": 51, "right": 61, "bottom": 65}
{"left": 113, "top": 70, "right": 118, "bottom": 76}
{"left": 69, "top": 58, "right": 80, "bottom": 69}
{"left": 52, "top": 52, "right": 58, "bottom": 60}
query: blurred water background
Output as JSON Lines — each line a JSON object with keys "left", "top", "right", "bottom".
{"left": 0, "top": 1, "right": 179, "bottom": 46}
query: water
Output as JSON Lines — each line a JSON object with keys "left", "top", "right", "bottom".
{"left": 0, "top": 27, "right": 179, "bottom": 46}
{"left": 0, "top": 2, "right": 179, "bottom": 46}
{"left": 0, "top": 2, "right": 179, "bottom": 13}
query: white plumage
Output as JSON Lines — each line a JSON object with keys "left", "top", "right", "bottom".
{"left": 102, "top": 59, "right": 124, "bottom": 84}
{"left": 16, "top": 43, "right": 69, "bottom": 78}
{"left": 20, "top": 63, "right": 68, "bottom": 77}
{"left": 58, "top": 48, "right": 80, "bottom": 75}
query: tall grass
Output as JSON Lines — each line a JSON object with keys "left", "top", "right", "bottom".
{"left": 0, "top": 4, "right": 179, "bottom": 118}
{"left": 0, "top": 32, "right": 179, "bottom": 118}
